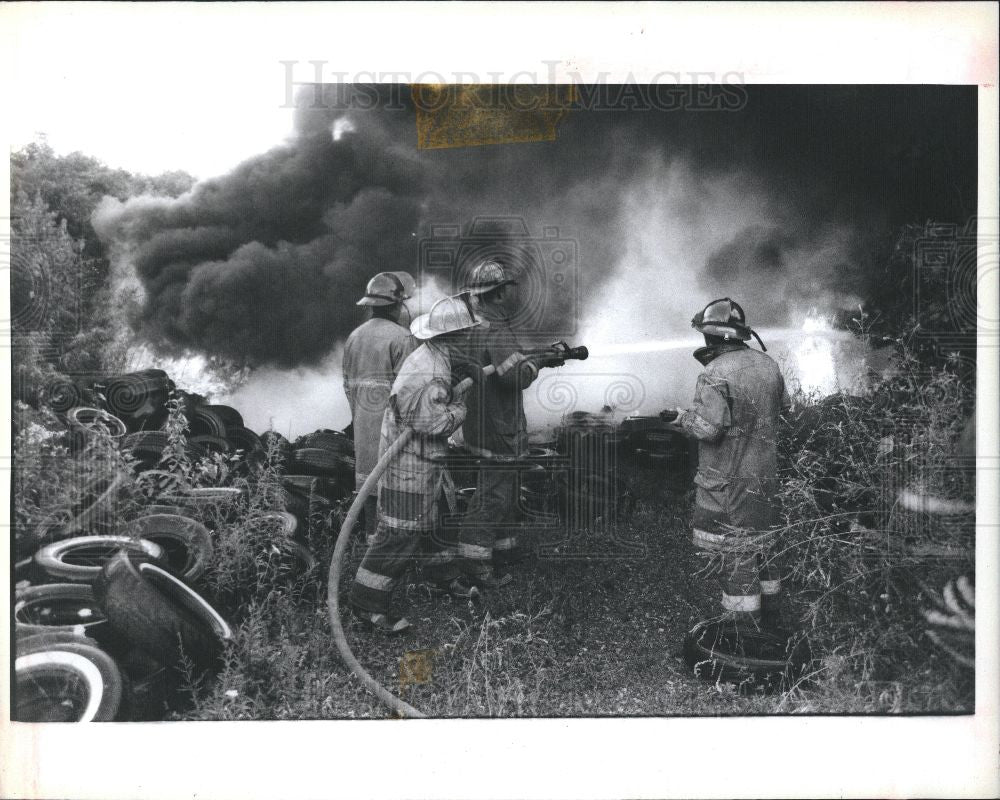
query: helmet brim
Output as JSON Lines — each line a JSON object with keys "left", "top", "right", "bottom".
{"left": 410, "top": 314, "right": 480, "bottom": 340}
{"left": 356, "top": 296, "right": 397, "bottom": 307}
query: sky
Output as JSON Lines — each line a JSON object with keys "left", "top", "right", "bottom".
{"left": 4, "top": 5, "right": 297, "bottom": 178}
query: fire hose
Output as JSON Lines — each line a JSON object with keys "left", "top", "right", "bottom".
{"left": 325, "top": 367, "right": 491, "bottom": 718}
{"left": 326, "top": 342, "right": 588, "bottom": 718}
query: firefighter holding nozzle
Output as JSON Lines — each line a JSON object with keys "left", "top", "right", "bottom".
{"left": 669, "top": 298, "right": 790, "bottom": 630}
{"left": 453, "top": 261, "right": 565, "bottom": 594}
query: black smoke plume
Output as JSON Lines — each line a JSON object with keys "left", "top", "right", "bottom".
{"left": 95, "top": 84, "right": 976, "bottom": 367}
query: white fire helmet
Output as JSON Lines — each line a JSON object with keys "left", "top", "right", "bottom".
{"left": 410, "top": 292, "right": 482, "bottom": 340}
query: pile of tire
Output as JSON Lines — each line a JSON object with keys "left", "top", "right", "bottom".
{"left": 551, "top": 412, "right": 635, "bottom": 528}
{"left": 280, "top": 429, "right": 355, "bottom": 520}
{"left": 13, "top": 520, "right": 231, "bottom": 722}
{"left": 99, "top": 369, "right": 175, "bottom": 433}
{"left": 619, "top": 415, "right": 693, "bottom": 472}
{"left": 49, "top": 367, "right": 265, "bottom": 475}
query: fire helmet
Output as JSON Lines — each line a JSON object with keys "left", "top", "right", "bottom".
{"left": 410, "top": 292, "right": 482, "bottom": 340}
{"left": 691, "top": 297, "right": 767, "bottom": 350}
{"left": 461, "top": 260, "right": 517, "bottom": 296}
{"left": 356, "top": 271, "right": 415, "bottom": 307}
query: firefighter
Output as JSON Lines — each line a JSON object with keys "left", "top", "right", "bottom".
{"left": 348, "top": 293, "right": 482, "bottom": 633}
{"left": 454, "top": 260, "right": 560, "bottom": 592}
{"left": 343, "top": 272, "right": 417, "bottom": 540}
{"left": 672, "top": 298, "right": 789, "bottom": 629}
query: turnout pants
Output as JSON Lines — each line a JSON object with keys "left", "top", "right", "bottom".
{"left": 350, "top": 493, "right": 459, "bottom": 615}
{"left": 456, "top": 463, "right": 521, "bottom": 578}
{"left": 692, "top": 528, "right": 783, "bottom": 625}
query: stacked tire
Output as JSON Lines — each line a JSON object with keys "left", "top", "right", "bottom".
{"left": 13, "top": 520, "right": 231, "bottom": 722}
{"left": 281, "top": 428, "right": 355, "bottom": 520}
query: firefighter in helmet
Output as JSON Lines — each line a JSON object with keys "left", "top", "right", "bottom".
{"left": 673, "top": 298, "right": 790, "bottom": 628}
{"left": 453, "top": 260, "right": 560, "bottom": 592}
{"left": 349, "top": 293, "right": 482, "bottom": 633}
{"left": 343, "top": 272, "right": 418, "bottom": 540}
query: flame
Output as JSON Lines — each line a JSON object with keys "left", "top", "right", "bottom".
{"left": 794, "top": 311, "right": 838, "bottom": 395}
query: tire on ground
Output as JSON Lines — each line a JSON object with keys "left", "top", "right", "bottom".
{"left": 14, "top": 633, "right": 127, "bottom": 722}
{"left": 15, "top": 583, "right": 111, "bottom": 641}
{"left": 201, "top": 404, "right": 244, "bottom": 434}
{"left": 34, "top": 536, "right": 165, "bottom": 584}
{"left": 95, "top": 551, "right": 232, "bottom": 670}
{"left": 127, "top": 514, "right": 213, "bottom": 584}
{"left": 683, "top": 620, "right": 812, "bottom": 690}
{"left": 187, "top": 406, "right": 228, "bottom": 438}
{"left": 290, "top": 447, "right": 355, "bottom": 478}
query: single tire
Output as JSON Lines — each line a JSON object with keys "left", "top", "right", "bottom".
{"left": 202, "top": 404, "right": 244, "bottom": 433}
{"left": 104, "top": 371, "right": 171, "bottom": 420}
{"left": 228, "top": 426, "right": 266, "bottom": 474}
{"left": 282, "top": 474, "right": 338, "bottom": 499}
{"left": 121, "top": 405, "right": 170, "bottom": 435}
{"left": 291, "top": 447, "right": 355, "bottom": 477}
{"left": 34, "top": 536, "right": 165, "bottom": 584}
{"left": 274, "top": 540, "right": 318, "bottom": 580}
{"left": 96, "top": 552, "right": 232, "bottom": 670}
{"left": 251, "top": 510, "right": 298, "bottom": 536}
{"left": 67, "top": 406, "right": 128, "bottom": 439}
{"left": 160, "top": 486, "right": 244, "bottom": 509}
{"left": 128, "top": 514, "right": 213, "bottom": 583}
{"left": 14, "top": 634, "right": 126, "bottom": 722}
{"left": 187, "top": 406, "right": 227, "bottom": 439}
{"left": 15, "top": 583, "right": 110, "bottom": 640}
{"left": 229, "top": 425, "right": 264, "bottom": 456}
{"left": 141, "top": 504, "right": 187, "bottom": 517}
{"left": 122, "top": 430, "right": 173, "bottom": 469}
{"left": 683, "top": 620, "right": 812, "bottom": 690}
{"left": 300, "top": 429, "right": 354, "bottom": 456}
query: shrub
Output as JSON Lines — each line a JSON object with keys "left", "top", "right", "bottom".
{"left": 774, "top": 348, "right": 974, "bottom": 706}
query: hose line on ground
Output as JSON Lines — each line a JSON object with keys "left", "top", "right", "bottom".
{"left": 326, "top": 367, "right": 493, "bottom": 719}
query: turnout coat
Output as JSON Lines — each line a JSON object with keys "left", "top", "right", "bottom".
{"left": 462, "top": 303, "right": 540, "bottom": 458}
{"left": 342, "top": 318, "right": 416, "bottom": 487}
{"left": 678, "top": 343, "right": 789, "bottom": 551}
{"left": 377, "top": 342, "right": 466, "bottom": 531}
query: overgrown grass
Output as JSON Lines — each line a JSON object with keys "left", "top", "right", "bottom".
{"left": 12, "top": 346, "right": 976, "bottom": 718}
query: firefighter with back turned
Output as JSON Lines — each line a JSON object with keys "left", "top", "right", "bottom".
{"left": 343, "top": 272, "right": 418, "bottom": 541}
{"left": 671, "top": 298, "right": 790, "bottom": 630}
